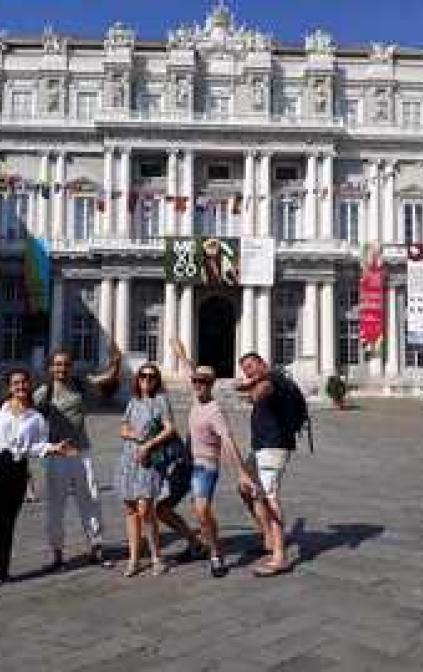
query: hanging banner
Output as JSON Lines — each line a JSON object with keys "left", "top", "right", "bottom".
{"left": 240, "top": 237, "right": 275, "bottom": 286}
{"left": 359, "top": 243, "right": 385, "bottom": 346}
{"left": 407, "top": 243, "right": 423, "bottom": 345}
{"left": 165, "top": 237, "right": 240, "bottom": 285}
{"left": 24, "top": 235, "right": 51, "bottom": 314}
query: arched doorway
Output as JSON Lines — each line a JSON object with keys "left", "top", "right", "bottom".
{"left": 198, "top": 296, "right": 235, "bottom": 377}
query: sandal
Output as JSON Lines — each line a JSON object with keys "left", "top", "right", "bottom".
{"left": 151, "top": 559, "right": 168, "bottom": 576}
{"left": 253, "top": 560, "right": 294, "bottom": 577}
{"left": 123, "top": 561, "right": 141, "bottom": 578}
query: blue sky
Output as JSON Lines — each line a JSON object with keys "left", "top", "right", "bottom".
{"left": 2, "top": 1, "right": 423, "bottom": 48}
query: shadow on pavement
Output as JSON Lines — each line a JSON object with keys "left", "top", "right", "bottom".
{"left": 288, "top": 517, "right": 385, "bottom": 566}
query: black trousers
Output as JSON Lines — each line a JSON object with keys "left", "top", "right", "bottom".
{"left": 0, "top": 452, "right": 28, "bottom": 579}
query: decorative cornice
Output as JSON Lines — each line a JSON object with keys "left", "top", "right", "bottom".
{"left": 168, "top": 2, "right": 272, "bottom": 54}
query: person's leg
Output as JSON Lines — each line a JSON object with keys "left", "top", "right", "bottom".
{"left": 123, "top": 501, "right": 141, "bottom": 575}
{"left": 137, "top": 497, "right": 164, "bottom": 571}
{"left": 45, "top": 457, "right": 68, "bottom": 567}
{"left": 253, "top": 466, "right": 291, "bottom": 575}
{"left": 73, "top": 454, "right": 103, "bottom": 552}
{"left": 0, "top": 458, "right": 27, "bottom": 580}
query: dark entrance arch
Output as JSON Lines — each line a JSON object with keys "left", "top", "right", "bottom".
{"left": 198, "top": 296, "right": 235, "bottom": 378}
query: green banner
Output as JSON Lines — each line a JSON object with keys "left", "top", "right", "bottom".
{"left": 165, "top": 237, "right": 240, "bottom": 285}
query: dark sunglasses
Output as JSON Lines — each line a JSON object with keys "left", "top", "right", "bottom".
{"left": 140, "top": 371, "right": 157, "bottom": 381}
{"left": 191, "top": 376, "right": 211, "bottom": 385}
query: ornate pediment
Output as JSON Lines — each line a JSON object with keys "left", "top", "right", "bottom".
{"left": 168, "top": 2, "right": 272, "bottom": 55}
{"left": 104, "top": 22, "right": 135, "bottom": 57}
{"left": 370, "top": 42, "right": 396, "bottom": 62}
{"left": 42, "top": 25, "right": 67, "bottom": 55}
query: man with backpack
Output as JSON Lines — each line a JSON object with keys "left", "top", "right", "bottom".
{"left": 237, "top": 352, "right": 309, "bottom": 577}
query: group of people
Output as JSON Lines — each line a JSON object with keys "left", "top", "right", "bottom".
{"left": 0, "top": 338, "right": 298, "bottom": 584}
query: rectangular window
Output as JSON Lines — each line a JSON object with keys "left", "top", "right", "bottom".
{"left": 134, "top": 315, "right": 159, "bottom": 361}
{"left": 77, "top": 92, "right": 98, "bottom": 121}
{"left": 0, "top": 193, "right": 29, "bottom": 240}
{"left": 403, "top": 202, "right": 423, "bottom": 245}
{"left": 11, "top": 91, "right": 33, "bottom": 118}
{"left": 138, "top": 93, "right": 161, "bottom": 118}
{"left": 402, "top": 101, "right": 421, "bottom": 129}
{"left": 70, "top": 313, "right": 96, "bottom": 363}
{"left": 338, "top": 283, "right": 360, "bottom": 366}
{"left": 274, "top": 199, "right": 297, "bottom": 242}
{"left": 209, "top": 95, "right": 230, "bottom": 119}
{"left": 276, "top": 96, "right": 298, "bottom": 119}
{"left": 338, "top": 200, "right": 359, "bottom": 245}
{"left": 132, "top": 198, "right": 161, "bottom": 240}
{"left": 208, "top": 164, "right": 230, "bottom": 181}
{"left": 273, "top": 286, "right": 302, "bottom": 366}
{"left": 0, "top": 279, "right": 23, "bottom": 302}
{"left": 274, "top": 166, "right": 298, "bottom": 182}
{"left": 274, "top": 317, "right": 296, "bottom": 365}
{"left": 1, "top": 314, "right": 24, "bottom": 360}
{"left": 342, "top": 98, "right": 359, "bottom": 126}
{"left": 73, "top": 196, "right": 95, "bottom": 241}
{"left": 194, "top": 199, "right": 229, "bottom": 237}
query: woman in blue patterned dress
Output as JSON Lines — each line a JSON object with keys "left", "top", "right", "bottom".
{"left": 117, "top": 363, "right": 176, "bottom": 577}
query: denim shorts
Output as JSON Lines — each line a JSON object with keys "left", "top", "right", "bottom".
{"left": 191, "top": 464, "right": 219, "bottom": 501}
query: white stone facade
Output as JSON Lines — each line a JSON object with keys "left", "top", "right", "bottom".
{"left": 0, "top": 7, "right": 422, "bottom": 390}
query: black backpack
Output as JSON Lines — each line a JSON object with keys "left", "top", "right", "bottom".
{"left": 271, "top": 368, "right": 314, "bottom": 453}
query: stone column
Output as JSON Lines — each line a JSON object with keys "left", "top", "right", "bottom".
{"left": 320, "top": 281, "right": 335, "bottom": 374}
{"left": 182, "top": 149, "right": 194, "bottom": 236}
{"left": 385, "top": 284, "right": 399, "bottom": 377}
{"left": 368, "top": 161, "right": 380, "bottom": 244}
{"left": 38, "top": 153, "right": 49, "bottom": 238}
{"left": 241, "top": 286, "right": 255, "bottom": 354}
{"left": 50, "top": 278, "right": 64, "bottom": 350}
{"left": 179, "top": 285, "right": 193, "bottom": 363}
{"left": 321, "top": 154, "right": 334, "bottom": 239}
{"left": 243, "top": 151, "right": 255, "bottom": 236}
{"left": 115, "top": 278, "right": 130, "bottom": 353}
{"left": 98, "top": 278, "right": 114, "bottom": 365}
{"left": 163, "top": 282, "right": 178, "bottom": 372}
{"left": 166, "top": 151, "right": 178, "bottom": 236}
{"left": 258, "top": 153, "right": 271, "bottom": 237}
{"left": 118, "top": 149, "right": 130, "bottom": 239}
{"left": 103, "top": 148, "right": 113, "bottom": 238}
{"left": 304, "top": 153, "right": 317, "bottom": 240}
{"left": 256, "top": 287, "right": 271, "bottom": 362}
{"left": 302, "top": 281, "right": 318, "bottom": 372}
{"left": 52, "top": 153, "right": 66, "bottom": 241}
{"left": 383, "top": 162, "right": 395, "bottom": 244}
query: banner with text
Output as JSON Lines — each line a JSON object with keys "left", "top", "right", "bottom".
{"left": 407, "top": 243, "right": 423, "bottom": 345}
{"left": 359, "top": 244, "right": 385, "bottom": 347}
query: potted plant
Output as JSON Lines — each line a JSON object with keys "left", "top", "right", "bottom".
{"left": 325, "top": 374, "right": 347, "bottom": 409}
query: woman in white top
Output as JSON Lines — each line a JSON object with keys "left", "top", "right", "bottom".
{"left": 0, "top": 368, "right": 71, "bottom": 583}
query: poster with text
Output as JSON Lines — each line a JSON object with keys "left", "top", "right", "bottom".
{"left": 165, "top": 237, "right": 240, "bottom": 285}
{"left": 359, "top": 244, "right": 385, "bottom": 346}
{"left": 240, "top": 237, "right": 275, "bottom": 286}
{"left": 407, "top": 243, "right": 423, "bottom": 345}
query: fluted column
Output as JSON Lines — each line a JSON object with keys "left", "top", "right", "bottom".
{"left": 179, "top": 285, "right": 193, "bottom": 365}
{"left": 98, "top": 278, "right": 114, "bottom": 365}
{"left": 50, "top": 278, "right": 64, "bottom": 350}
{"left": 53, "top": 153, "right": 66, "bottom": 241}
{"left": 258, "top": 153, "right": 271, "bottom": 237}
{"left": 163, "top": 282, "right": 177, "bottom": 372}
{"left": 243, "top": 152, "right": 255, "bottom": 236}
{"left": 385, "top": 284, "right": 399, "bottom": 377}
{"left": 320, "top": 281, "right": 335, "bottom": 375}
{"left": 302, "top": 281, "right": 318, "bottom": 364}
{"left": 103, "top": 148, "right": 113, "bottom": 238}
{"left": 38, "top": 153, "right": 49, "bottom": 238}
{"left": 241, "top": 286, "right": 255, "bottom": 354}
{"left": 181, "top": 150, "right": 194, "bottom": 236}
{"left": 321, "top": 154, "right": 334, "bottom": 239}
{"left": 118, "top": 149, "right": 130, "bottom": 239}
{"left": 166, "top": 151, "right": 178, "bottom": 236}
{"left": 256, "top": 287, "right": 271, "bottom": 362}
{"left": 368, "top": 161, "right": 380, "bottom": 244}
{"left": 383, "top": 162, "right": 396, "bottom": 244}
{"left": 304, "top": 153, "right": 317, "bottom": 240}
{"left": 115, "top": 278, "right": 130, "bottom": 353}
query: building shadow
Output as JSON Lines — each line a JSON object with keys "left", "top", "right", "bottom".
{"left": 287, "top": 517, "right": 385, "bottom": 566}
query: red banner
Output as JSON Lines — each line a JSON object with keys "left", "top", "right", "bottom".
{"left": 359, "top": 246, "right": 385, "bottom": 346}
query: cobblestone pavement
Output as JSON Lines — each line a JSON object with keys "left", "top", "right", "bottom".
{"left": 1, "top": 397, "right": 422, "bottom": 671}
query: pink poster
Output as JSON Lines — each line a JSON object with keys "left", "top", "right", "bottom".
{"left": 359, "top": 246, "right": 385, "bottom": 346}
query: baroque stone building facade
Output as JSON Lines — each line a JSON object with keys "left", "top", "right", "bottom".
{"left": 0, "top": 6, "right": 422, "bottom": 389}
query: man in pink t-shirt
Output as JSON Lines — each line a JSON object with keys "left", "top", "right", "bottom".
{"left": 171, "top": 339, "right": 253, "bottom": 578}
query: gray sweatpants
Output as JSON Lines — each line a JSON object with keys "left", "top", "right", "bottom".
{"left": 44, "top": 453, "right": 103, "bottom": 551}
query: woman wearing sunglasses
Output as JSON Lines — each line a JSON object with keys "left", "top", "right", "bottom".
{"left": 171, "top": 338, "right": 254, "bottom": 578}
{"left": 117, "top": 363, "right": 176, "bottom": 577}
{"left": 0, "top": 368, "right": 73, "bottom": 583}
